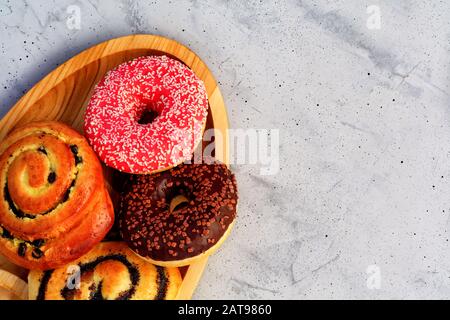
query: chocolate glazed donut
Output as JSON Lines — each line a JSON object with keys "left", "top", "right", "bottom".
{"left": 0, "top": 121, "right": 114, "bottom": 270}
{"left": 119, "top": 161, "right": 238, "bottom": 267}
{"left": 28, "top": 242, "right": 182, "bottom": 300}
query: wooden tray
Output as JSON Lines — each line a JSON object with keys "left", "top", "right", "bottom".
{"left": 0, "top": 270, "right": 28, "bottom": 300}
{"left": 0, "top": 34, "right": 229, "bottom": 299}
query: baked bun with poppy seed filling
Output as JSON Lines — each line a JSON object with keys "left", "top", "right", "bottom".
{"left": 119, "top": 160, "right": 238, "bottom": 267}
{"left": 0, "top": 121, "right": 114, "bottom": 270}
{"left": 28, "top": 242, "right": 181, "bottom": 300}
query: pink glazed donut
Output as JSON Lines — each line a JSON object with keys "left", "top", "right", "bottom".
{"left": 84, "top": 55, "right": 208, "bottom": 174}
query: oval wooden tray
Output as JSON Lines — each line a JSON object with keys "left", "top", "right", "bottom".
{"left": 0, "top": 34, "right": 229, "bottom": 300}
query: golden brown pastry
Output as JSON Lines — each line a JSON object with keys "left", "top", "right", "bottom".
{"left": 28, "top": 242, "right": 182, "bottom": 300}
{"left": 0, "top": 121, "right": 114, "bottom": 270}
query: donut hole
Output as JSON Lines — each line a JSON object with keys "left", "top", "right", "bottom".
{"left": 169, "top": 194, "right": 189, "bottom": 213}
{"left": 137, "top": 109, "right": 159, "bottom": 125}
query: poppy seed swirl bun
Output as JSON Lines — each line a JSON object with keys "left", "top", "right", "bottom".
{"left": 119, "top": 161, "right": 238, "bottom": 267}
{"left": 0, "top": 121, "right": 114, "bottom": 270}
{"left": 28, "top": 242, "right": 182, "bottom": 300}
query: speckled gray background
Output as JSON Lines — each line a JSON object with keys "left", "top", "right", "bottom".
{"left": 1, "top": 0, "right": 450, "bottom": 299}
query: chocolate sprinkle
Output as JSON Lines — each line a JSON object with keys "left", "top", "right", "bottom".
{"left": 32, "top": 248, "right": 44, "bottom": 259}
{"left": 47, "top": 172, "right": 56, "bottom": 183}
{"left": 70, "top": 144, "right": 83, "bottom": 165}
{"left": 18, "top": 242, "right": 26, "bottom": 257}
{"left": 31, "top": 239, "right": 44, "bottom": 247}
{"left": 69, "top": 145, "right": 78, "bottom": 155}
{"left": 1, "top": 228, "right": 13, "bottom": 240}
{"left": 75, "top": 156, "right": 83, "bottom": 165}
{"left": 37, "top": 146, "right": 47, "bottom": 155}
